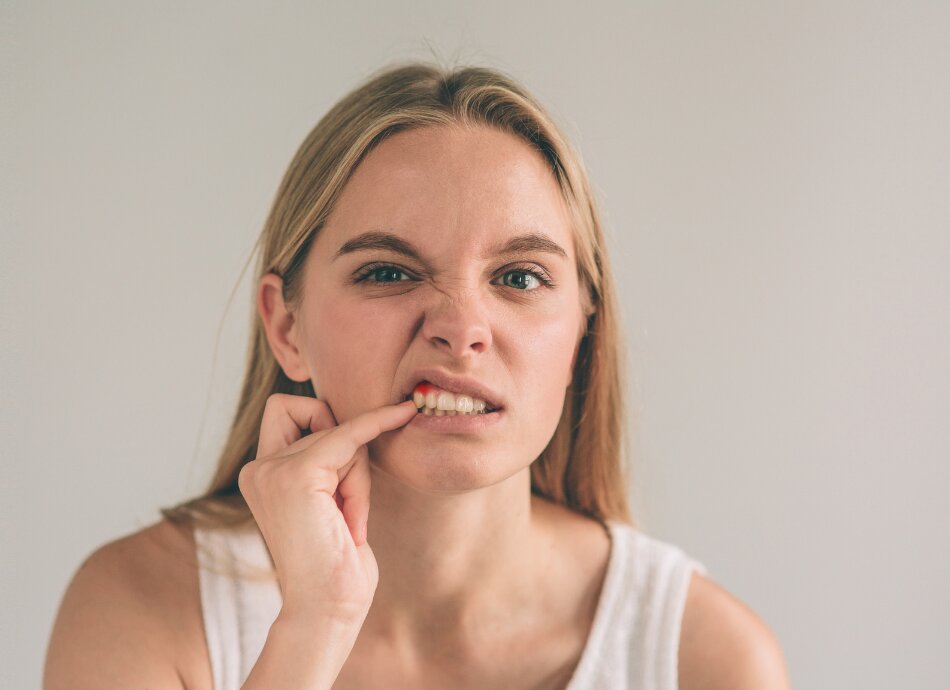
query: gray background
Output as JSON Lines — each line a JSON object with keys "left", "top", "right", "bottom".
{"left": 4, "top": 2, "right": 948, "bottom": 688}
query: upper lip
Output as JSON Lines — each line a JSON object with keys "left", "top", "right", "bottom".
{"left": 402, "top": 368, "right": 506, "bottom": 410}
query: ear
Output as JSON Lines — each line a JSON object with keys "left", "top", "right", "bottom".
{"left": 258, "top": 272, "right": 311, "bottom": 383}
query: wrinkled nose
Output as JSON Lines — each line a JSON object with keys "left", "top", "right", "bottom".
{"left": 420, "top": 289, "right": 492, "bottom": 358}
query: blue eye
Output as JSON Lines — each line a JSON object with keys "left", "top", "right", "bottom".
{"left": 500, "top": 270, "right": 544, "bottom": 290}
{"left": 357, "top": 265, "right": 411, "bottom": 284}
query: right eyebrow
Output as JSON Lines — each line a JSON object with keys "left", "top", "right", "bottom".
{"left": 333, "top": 230, "right": 423, "bottom": 263}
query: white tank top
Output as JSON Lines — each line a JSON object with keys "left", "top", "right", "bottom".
{"left": 194, "top": 519, "right": 707, "bottom": 690}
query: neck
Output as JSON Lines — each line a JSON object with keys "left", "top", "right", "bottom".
{"left": 362, "top": 466, "right": 556, "bottom": 655}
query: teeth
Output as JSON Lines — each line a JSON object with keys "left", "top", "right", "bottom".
{"left": 411, "top": 383, "right": 494, "bottom": 415}
{"left": 436, "top": 391, "right": 455, "bottom": 411}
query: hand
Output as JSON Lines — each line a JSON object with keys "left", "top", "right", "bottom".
{"left": 238, "top": 393, "right": 417, "bottom": 624}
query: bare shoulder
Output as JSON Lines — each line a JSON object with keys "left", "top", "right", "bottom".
{"left": 678, "top": 571, "right": 791, "bottom": 690}
{"left": 529, "top": 494, "right": 612, "bottom": 578}
{"left": 44, "top": 519, "right": 211, "bottom": 690}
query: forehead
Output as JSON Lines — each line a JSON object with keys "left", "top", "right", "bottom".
{"left": 315, "top": 124, "right": 575, "bottom": 261}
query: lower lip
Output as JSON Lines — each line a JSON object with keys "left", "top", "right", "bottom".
{"left": 406, "top": 408, "right": 505, "bottom": 433}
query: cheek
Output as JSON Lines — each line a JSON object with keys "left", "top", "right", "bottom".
{"left": 516, "top": 291, "right": 581, "bottom": 364}
{"left": 509, "top": 307, "right": 581, "bottom": 406}
{"left": 498, "top": 310, "right": 580, "bottom": 461}
{"left": 305, "top": 298, "right": 406, "bottom": 410}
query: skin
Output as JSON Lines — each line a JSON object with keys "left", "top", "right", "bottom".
{"left": 43, "top": 122, "right": 791, "bottom": 690}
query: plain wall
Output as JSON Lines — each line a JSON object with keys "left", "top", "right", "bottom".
{"left": 3, "top": 2, "right": 948, "bottom": 688}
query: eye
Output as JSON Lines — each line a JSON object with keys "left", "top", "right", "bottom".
{"left": 496, "top": 267, "right": 553, "bottom": 291}
{"left": 353, "top": 263, "right": 414, "bottom": 284}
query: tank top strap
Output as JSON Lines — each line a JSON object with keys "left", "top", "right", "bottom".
{"left": 194, "top": 524, "right": 281, "bottom": 690}
{"left": 568, "top": 520, "right": 708, "bottom": 690}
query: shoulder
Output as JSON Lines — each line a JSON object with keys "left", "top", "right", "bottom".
{"left": 44, "top": 519, "right": 209, "bottom": 690}
{"left": 678, "top": 570, "right": 791, "bottom": 690}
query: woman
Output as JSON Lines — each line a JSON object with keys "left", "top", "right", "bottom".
{"left": 44, "top": 62, "right": 790, "bottom": 689}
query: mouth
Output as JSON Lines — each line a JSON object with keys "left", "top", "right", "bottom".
{"left": 403, "top": 381, "right": 503, "bottom": 415}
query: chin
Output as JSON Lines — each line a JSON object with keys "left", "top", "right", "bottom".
{"left": 368, "top": 440, "right": 513, "bottom": 495}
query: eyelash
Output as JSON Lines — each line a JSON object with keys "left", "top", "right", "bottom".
{"left": 353, "top": 262, "right": 556, "bottom": 291}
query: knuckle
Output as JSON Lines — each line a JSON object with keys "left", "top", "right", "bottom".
{"left": 237, "top": 461, "right": 256, "bottom": 491}
{"left": 263, "top": 393, "right": 287, "bottom": 411}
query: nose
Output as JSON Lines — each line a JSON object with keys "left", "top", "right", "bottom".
{"left": 420, "top": 286, "right": 493, "bottom": 358}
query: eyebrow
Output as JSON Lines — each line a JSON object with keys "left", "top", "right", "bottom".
{"left": 332, "top": 230, "right": 569, "bottom": 263}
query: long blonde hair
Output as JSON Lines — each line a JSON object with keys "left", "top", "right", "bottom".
{"left": 161, "top": 61, "right": 634, "bottom": 532}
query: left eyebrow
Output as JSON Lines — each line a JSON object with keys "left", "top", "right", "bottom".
{"left": 332, "top": 230, "right": 569, "bottom": 262}
{"left": 492, "top": 232, "right": 569, "bottom": 260}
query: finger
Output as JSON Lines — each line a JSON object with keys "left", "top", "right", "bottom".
{"left": 286, "top": 398, "right": 417, "bottom": 471}
{"left": 318, "top": 400, "right": 417, "bottom": 466}
{"left": 338, "top": 445, "right": 372, "bottom": 546}
{"left": 256, "top": 394, "right": 338, "bottom": 459}
{"left": 307, "top": 399, "right": 338, "bottom": 432}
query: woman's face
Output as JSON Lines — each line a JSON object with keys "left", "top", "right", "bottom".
{"left": 286, "top": 124, "right": 585, "bottom": 493}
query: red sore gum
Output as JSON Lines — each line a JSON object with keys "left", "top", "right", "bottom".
{"left": 413, "top": 382, "right": 439, "bottom": 396}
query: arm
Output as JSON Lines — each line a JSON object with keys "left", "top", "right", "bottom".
{"left": 679, "top": 571, "right": 792, "bottom": 690}
{"left": 240, "top": 610, "right": 361, "bottom": 690}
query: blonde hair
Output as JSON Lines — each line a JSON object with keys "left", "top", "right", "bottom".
{"left": 161, "top": 61, "right": 634, "bottom": 533}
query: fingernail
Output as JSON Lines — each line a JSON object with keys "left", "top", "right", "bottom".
{"left": 361, "top": 522, "right": 367, "bottom": 543}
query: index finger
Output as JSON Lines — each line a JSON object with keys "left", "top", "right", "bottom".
{"left": 319, "top": 399, "right": 418, "bottom": 462}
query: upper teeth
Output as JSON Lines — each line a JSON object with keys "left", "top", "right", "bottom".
{"left": 412, "top": 384, "right": 491, "bottom": 415}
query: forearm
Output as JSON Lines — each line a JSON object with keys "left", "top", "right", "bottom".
{"left": 240, "top": 611, "right": 361, "bottom": 690}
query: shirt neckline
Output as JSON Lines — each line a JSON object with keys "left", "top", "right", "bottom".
{"left": 209, "top": 517, "right": 632, "bottom": 688}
